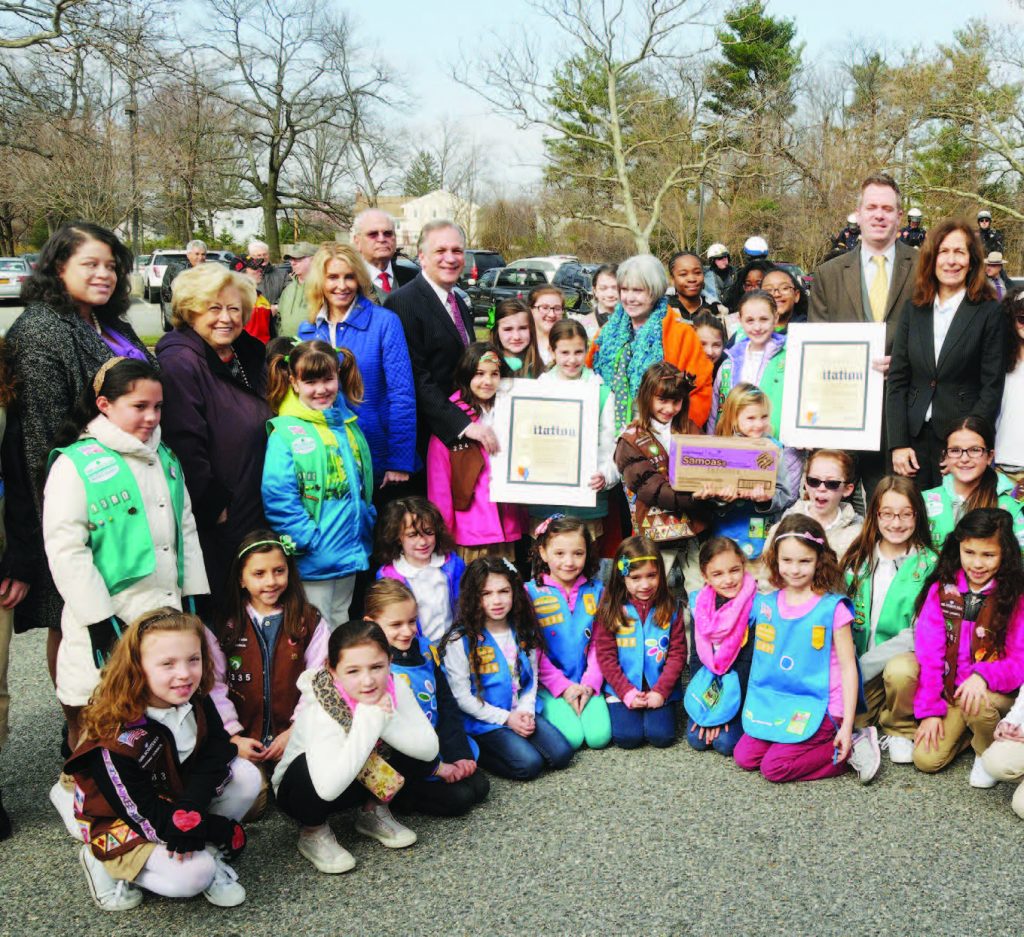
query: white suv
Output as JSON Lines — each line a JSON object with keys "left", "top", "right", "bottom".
{"left": 505, "top": 255, "right": 580, "bottom": 283}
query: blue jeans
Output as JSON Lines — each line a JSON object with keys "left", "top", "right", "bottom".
{"left": 685, "top": 717, "right": 744, "bottom": 756}
{"left": 475, "top": 716, "right": 575, "bottom": 780}
{"left": 608, "top": 701, "right": 677, "bottom": 749}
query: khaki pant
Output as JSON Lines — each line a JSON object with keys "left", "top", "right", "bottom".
{"left": 456, "top": 542, "right": 515, "bottom": 564}
{"left": 913, "top": 690, "right": 1014, "bottom": 774}
{"left": 856, "top": 652, "right": 918, "bottom": 738}
{"left": 981, "top": 738, "right": 1024, "bottom": 819}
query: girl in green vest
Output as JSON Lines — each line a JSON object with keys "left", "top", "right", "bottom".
{"left": 922, "top": 416, "right": 1024, "bottom": 554}
{"left": 263, "top": 341, "right": 375, "bottom": 629}
{"left": 43, "top": 358, "right": 209, "bottom": 825}
{"left": 841, "top": 476, "right": 936, "bottom": 765}
{"left": 708, "top": 290, "right": 786, "bottom": 438}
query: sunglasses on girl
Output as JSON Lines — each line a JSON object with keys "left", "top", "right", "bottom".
{"left": 805, "top": 476, "right": 845, "bottom": 491}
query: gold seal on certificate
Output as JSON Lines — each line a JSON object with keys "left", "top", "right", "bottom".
{"left": 490, "top": 379, "right": 599, "bottom": 507}
{"left": 780, "top": 322, "right": 885, "bottom": 449}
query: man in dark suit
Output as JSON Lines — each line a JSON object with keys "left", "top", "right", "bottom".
{"left": 808, "top": 173, "right": 920, "bottom": 497}
{"left": 384, "top": 219, "right": 495, "bottom": 493}
{"left": 353, "top": 208, "right": 417, "bottom": 304}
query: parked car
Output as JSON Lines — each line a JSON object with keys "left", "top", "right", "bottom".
{"left": 20, "top": 252, "right": 39, "bottom": 270}
{"left": 465, "top": 266, "right": 585, "bottom": 324}
{"left": 0, "top": 257, "right": 31, "bottom": 300}
{"left": 135, "top": 254, "right": 151, "bottom": 272}
{"left": 145, "top": 250, "right": 187, "bottom": 303}
{"left": 506, "top": 255, "right": 580, "bottom": 284}
{"left": 459, "top": 249, "right": 505, "bottom": 288}
{"left": 552, "top": 260, "right": 598, "bottom": 297}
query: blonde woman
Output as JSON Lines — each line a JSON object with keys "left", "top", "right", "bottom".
{"left": 298, "top": 243, "right": 416, "bottom": 492}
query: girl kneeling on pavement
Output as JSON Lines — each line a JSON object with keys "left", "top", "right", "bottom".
{"left": 734, "top": 515, "right": 880, "bottom": 784}
{"left": 910, "top": 508, "right": 1024, "bottom": 787}
{"left": 66, "top": 609, "right": 260, "bottom": 912}
{"left": 272, "top": 620, "right": 439, "bottom": 873}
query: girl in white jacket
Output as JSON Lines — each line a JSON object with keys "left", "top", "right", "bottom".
{"left": 43, "top": 358, "right": 208, "bottom": 828}
{"left": 272, "top": 619, "right": 439, "bottom": 874}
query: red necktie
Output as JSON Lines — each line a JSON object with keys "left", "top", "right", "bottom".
{"left": 379, "top": 271, "right": 391, "bottom": 294}
{"left": 447, "top": 291, "right": 470, "bottom": 346}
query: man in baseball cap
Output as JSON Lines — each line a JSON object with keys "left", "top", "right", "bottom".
{"left": 276, "top": 242, "right": 320, "bottom": 336}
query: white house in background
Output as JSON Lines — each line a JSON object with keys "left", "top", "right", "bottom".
{"left": 210, "top": 207, "right": 265, "bottom": 243}
{"left": 396, "top": 190, "right": 479, "bottom": 249}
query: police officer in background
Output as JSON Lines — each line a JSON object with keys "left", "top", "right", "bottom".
{"left": 899, "top": 208, "right": 927, "bottom": 248}
{"left": 978, "top": 210, "right": 1004, "bottom": 254}
{"left": 704, "top": 242, "right": 736, "bottom": 301}
{"left": 832, "top": 213, "right": 860, "bottom": 252}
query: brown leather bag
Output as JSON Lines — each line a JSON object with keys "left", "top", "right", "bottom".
{"left": 939, "top": 585, "right": 997, "bottom": 703}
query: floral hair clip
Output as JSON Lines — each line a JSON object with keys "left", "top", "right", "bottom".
{"left": 775, "top": 531, "right": 825, "bottom": 546}
{"left": 616, "top": 554, "right": 659, "bottom": 576}
{"left": 534, "top": 513, "right": 565, "bottom": 538}
{"left": 238, "top": 535, "right": 297, "bottom": 560}
{"left": 501, "top": 556, "right": 519, "bottom": 577}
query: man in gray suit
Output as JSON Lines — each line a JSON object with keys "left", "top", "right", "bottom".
{"left": 808, "top": 172, "right": 919, "bottom": 496}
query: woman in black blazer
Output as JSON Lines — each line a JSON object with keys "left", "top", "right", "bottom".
{"left": 887, "top": 217, "right": 1005, "bottom": 490}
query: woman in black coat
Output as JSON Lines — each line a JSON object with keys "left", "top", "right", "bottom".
{"left": 155, "top": 263, "right": 270, "bottom": 607}
{"left": 6, "top": 223, "right": 152, "bottom": 668}
{"left": 887, "top": 217, "right": 1005, "bottom": 490}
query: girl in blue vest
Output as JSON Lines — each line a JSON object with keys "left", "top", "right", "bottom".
{"left": 593, "top": 536, "right": 687, "bottom": 749}
{"left": 710, "top": 383, "right": 801, "bottom": 562}
{"left": 526, "top": 514, "right": 611, "bottom": 750}
{"left": 439, "top": 556, "right": 574, "bottom": 780}
{"left": 263, "top": 340, "right": 375, "bottom": 628}
{"left": 43, "top": 358, "right": 209, "bottom": 759}
{"left": 364, "top": 579, "right": 489, "bottom": 815}
{"left": 490, "top": 298, "right": 542, "bottom": 378}
{"left": 708, "top": 290, "right": 786, "bottom": 437}
{"left": 734, "top": 514, "right": 880, "bottom": 783}
{"left": 685, "top": 537, "right": 757, "bottom": 757}
{"left": 841, "top": 477, "right": 936, "bottom": 765}
{"left": 206, "top": 531, "right": 330, "bottom": 816}
{"left": 921, "top": 417, "right": 1024, "bottom": 553}
{"left": 530, "top": 319, "right": 620, "bottom": 542}
{"left": 374, "top": 496, "right": 465, "bottom": 644}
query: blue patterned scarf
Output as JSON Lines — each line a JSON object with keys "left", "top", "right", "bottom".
{"left": 593, "top": 297, "right": 668, "bottom": 432}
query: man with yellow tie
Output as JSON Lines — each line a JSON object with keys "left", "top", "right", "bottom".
{"left": 808, "top": 173, "right": 920, "bottom": 497}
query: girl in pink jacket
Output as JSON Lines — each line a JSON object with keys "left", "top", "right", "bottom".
{"left": 426, "top": 343, "right": 526, "bottom": 563}
{"left": 911, "top": 507, "right": 1024, "bottom": 787}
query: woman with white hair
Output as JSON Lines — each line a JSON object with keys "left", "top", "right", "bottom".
{"left": 591, "top": 254, "right": 713, "bottom": 433}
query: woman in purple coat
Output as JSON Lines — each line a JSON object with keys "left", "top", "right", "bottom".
{"left": 156, "top": 263, "right": 270, "bottom": 605}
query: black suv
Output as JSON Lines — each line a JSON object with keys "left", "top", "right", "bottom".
{"left": 460, "top": 249, "right": 506, "bottom": 288}
{"left": 552, "top": 261, "right": 598, "bottom": 297}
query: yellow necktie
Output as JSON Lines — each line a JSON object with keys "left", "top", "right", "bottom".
{"left": 869, "top": 254, "right": 888, "bottom": 322}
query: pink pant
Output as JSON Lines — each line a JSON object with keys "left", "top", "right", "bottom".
{"left": 734, "top": 718, "right": 848, "bottom": 783}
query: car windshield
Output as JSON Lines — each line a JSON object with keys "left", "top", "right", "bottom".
{"left": 0, "top": 259, "right": 26, "bottom": 271}
{"left": 153, "top": 253, "right": 187, "bottom": 266}
{"left": 496, "top": 269, "right": 546, "bottom": 287}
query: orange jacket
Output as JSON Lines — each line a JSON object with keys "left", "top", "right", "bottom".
{"left": 588, "top": 307, "right": 713, "bottom": 428}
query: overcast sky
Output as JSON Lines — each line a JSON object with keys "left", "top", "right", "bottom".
{"left": 377, "top": 0, "right": 1024, "bottom": 194}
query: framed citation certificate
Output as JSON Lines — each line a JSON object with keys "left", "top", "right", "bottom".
{"left": 489, "top": 379, "right": 599, "bottom": 507}
{"left": 780, "top": 322, "right": 885, "bottom": 449}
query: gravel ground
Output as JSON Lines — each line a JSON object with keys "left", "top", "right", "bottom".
{"left": 2, "top": 627, "right": 1023, "bottom": 937}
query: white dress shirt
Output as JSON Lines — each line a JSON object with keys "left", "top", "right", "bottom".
{"left": 926, "top": 287, "right": 966, "bottom": 421}
{"left": 394, "top": 553, "right": 452, "bottom": 644}
{"left": 146, "top": 702, "right": 198, "bottom": 761}
{"left": 860, "top": 242, "right": 897, "bottom": 291}
{"left": 364, "top": 260, "right": 396, "bottom": 294}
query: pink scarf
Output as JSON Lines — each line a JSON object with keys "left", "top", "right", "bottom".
{"left": 694, "top": 574, "right": 756, "bottom": 674}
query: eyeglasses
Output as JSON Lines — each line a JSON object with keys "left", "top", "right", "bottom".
{"left": 944, "top": 446, "right": 989, "bottom": 459}
{"left": 764, "top": 285, "right": 794, "bottom": 295}
{"left": 364, "top": 229, "right": 395, "bottom": 239}
{"left": 877, "top": 509, "right": 916, "bottom": 523}
{"left": 805, "top": 476, "right": 845, "bottom": 491}
{"left": 533, "top": 304, "right": 564, "bottom": 314}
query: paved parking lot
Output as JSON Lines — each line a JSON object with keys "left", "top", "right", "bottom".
{"left": 3, "top": 628, "right": 1023, "bottom": 937}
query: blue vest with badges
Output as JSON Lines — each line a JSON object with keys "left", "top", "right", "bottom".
{"left": 742, "top": 591, "right": 848, "bottom": 743}
{"left": 603, "top": 602, "right": 681, "bottom": 701}
{"left": 458, "top": 628, "right": 534, "bottom": 737}
{"left": 391, "top": 636, "right": 440, "bottom": 728}
{"left": 525, "top": 578, "right": 602, "bottom": 684}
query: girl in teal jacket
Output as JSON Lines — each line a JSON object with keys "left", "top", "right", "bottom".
{"left": 842, "top": 476, "right": 936, "bottom": 765}
{"left": 262, "top": 340, "right": 375, "bottom": 627}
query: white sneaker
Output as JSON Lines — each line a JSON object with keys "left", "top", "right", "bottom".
{"left": 79, "top": 845, "right": 144, "bottom": 912}
{"left": 297, "top": 824, "right": 356, "bottom": 874}
{"left": 202, "top": 849, "right": 246, "bottom": 907}
{"left": 354, "top": 803, "right": 417, "bottom": 848}
{"left": 885, "top": 735, "right": 914, "bottom": 764}
{"left": 848, "top": 726, "right": 881, "bottom": 784}
{"left": 50, "top": 776, "right": 82, "bottom": 840}
{"left": 969, "top": 754, "right": 999, "bottom": 789}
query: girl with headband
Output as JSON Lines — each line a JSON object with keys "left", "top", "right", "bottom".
{"left": 43, "top": 358, "right": 209, "bottom": 832}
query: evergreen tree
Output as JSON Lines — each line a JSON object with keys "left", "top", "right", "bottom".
{"left": 403, "top": 149, "right": 442, "bottom": 197}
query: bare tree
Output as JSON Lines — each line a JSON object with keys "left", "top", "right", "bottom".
{"left": 0, "top": 0, "right": 84, "bottom": 49}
